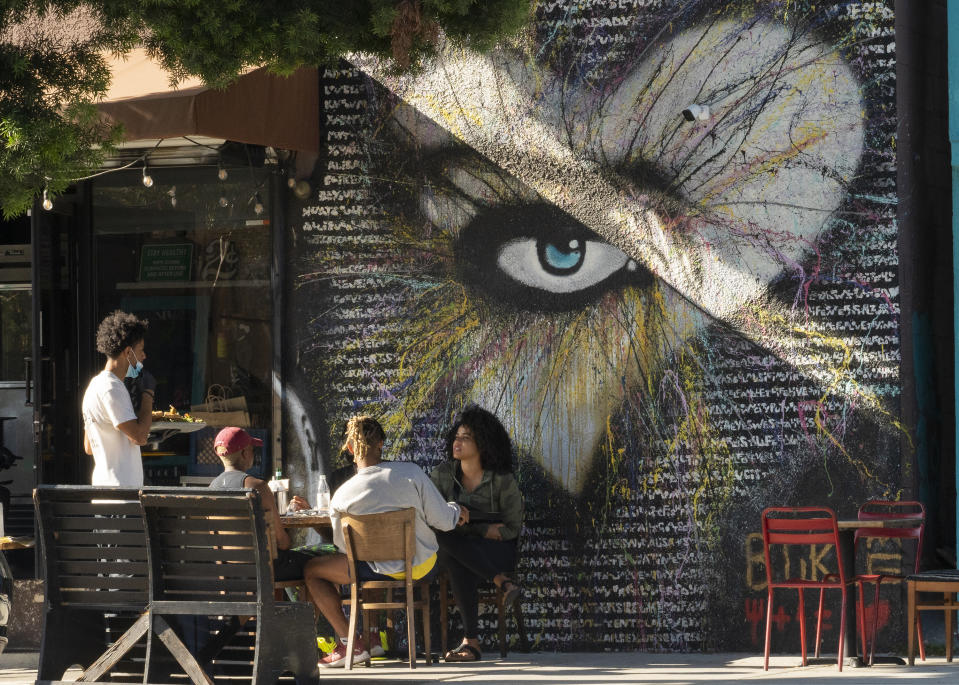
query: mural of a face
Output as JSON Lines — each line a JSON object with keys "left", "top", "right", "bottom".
{"left": 346, "top": 5, "right": 872, "bottom": 494}
{"left": 294, "top": 0, "right": 899, "bottom": 650}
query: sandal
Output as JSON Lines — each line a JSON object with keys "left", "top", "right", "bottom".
{"left": 502, "top": 580, "right": 522, "bottom": 606}
{"left": 444, "top": 643, "right": 482, "bottom": 662}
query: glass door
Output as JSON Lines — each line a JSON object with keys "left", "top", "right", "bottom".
{"left": 30, "top": 187, "right": 89, "bottom": 486}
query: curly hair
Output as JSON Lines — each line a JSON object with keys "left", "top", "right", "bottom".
{"left": 341, "top": 415, "right": 386, "bottom": 461}
{"left": 95, "top": 310, "right": 148, "bottom": 358}
{"left": 445, "top": 405, "right": 514, "bottom": 474}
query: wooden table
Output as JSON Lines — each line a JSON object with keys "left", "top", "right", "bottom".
{"left": 835, "top": 518, "right": 923, "bottom": 667}
{"left": 280, "top": 512, "right": 332, "bottom": 537}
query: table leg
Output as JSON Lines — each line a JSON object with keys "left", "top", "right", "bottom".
{"left": 837, "top": 529, "right": 861, "bottom": 667}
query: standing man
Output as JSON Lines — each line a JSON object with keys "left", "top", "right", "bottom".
{"left": 81, "top": 310, "right": 155, "bottom": 486}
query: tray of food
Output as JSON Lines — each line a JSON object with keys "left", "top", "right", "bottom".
{"left": 148, "top": 408, "right": 207, "bottom": 447}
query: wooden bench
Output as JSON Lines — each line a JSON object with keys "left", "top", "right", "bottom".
{"left": 33, "top": 485, "right": 148, "bottom": 682}
{"left": 140, "top": 488, "right": 318, "bottom": 684}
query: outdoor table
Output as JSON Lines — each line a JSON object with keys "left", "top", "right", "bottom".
{"left": 280, "top": 511, "right": 332, "bottom": 537}
{"left": 835, "top": 517, "right": 923, "bottom": 667}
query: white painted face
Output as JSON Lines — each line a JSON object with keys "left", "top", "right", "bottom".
{"left": 341, "top": 13, "right": 869, "bottom": 494}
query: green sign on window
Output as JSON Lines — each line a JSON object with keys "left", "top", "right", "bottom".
{"left": 139, "top": 243, "right": 194, "bottom": 282}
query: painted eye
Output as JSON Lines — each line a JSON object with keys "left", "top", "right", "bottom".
{"left": 496, "top": 237, "right": 631, "bottom": 293}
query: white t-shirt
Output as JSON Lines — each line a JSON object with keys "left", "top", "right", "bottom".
{"left": 81, "top": 370, "right": 142, "bottom": 486}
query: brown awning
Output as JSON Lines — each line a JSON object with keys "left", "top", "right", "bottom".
{"left": 98, "top": 50, "right": 319, "bottom": 153}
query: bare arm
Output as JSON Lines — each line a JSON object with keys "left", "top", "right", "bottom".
{"left": 115, "top": 391, "right": 154, "bottom": 446}
{"left": 83, "top": 430, "right": 92, "bottom": 456}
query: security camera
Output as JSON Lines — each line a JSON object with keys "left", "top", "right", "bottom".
{"left": 681, "top": 104, "right": 711, "bottom": 122}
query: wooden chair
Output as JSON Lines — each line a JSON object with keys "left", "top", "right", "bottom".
{"left": 853, "top": 500, "right": 925, "bottom": 664}
{"left": 761, "top": 507, "right": 849, "bottom": 671}
{"left": 340, "top": 508, "right": 431, "bottom": 670}
{"left": 906, "top": 569, "right": 959, "bottom": 665}
{"left": 33, "top": 485, "right": 149, "bottom": 682}
{"left": 140, "top": 488, "right": 318, "bottom": 684}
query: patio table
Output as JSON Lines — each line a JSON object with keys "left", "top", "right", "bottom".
{"left": 280, "top": 511, "right": 332, "bottom": 537}
{"left": 835, "top": 517, "right": 923, "bottom": 667}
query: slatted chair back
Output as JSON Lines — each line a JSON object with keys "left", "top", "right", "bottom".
{"left": 339, "top": 508, "right": 431, "bottom": 669}
{"left": 140, "top": 488, "right": 273, "bottom": 614}
{"left": 762, "top": 507, "right": 843, "bottom": 584}
{"left": 33, "top": 485, "right": 148, "bottom": 682}
{"left": 341, "top": 508, "right": 415, "bottom": 579}
{"left": 34, "top": 485, "right": 147, "bottom": 611}
{"left": 854, "top": 500, "right": 925, "bottom": 568}
{"left": 138, "top": 487, "right": 319, "bottom": 685}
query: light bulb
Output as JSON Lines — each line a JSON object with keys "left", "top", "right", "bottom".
{"left": 253, "top": 193, "right": 264, "bottom": 216}
{"left": 41, "top": 189, "right": 53, "bottom": 211}
{"left": 217, "top": 164, "right": 228, "bottom": 181}
{"left": 218, "top": 196, "right": 229, "bottom": 207}
{"left": 287, "top": 176, "right": 296, "bottom": 188}
{"left": 142, "top": 166, "right": 154, "bottom": 188}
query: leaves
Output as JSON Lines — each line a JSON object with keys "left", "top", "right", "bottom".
{"left": 0, "top": 0, "right": 532, "bottom": 217}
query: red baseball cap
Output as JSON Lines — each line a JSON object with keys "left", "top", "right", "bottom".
{"left": 214, "top": 427, "right": 263, "bottom": 457}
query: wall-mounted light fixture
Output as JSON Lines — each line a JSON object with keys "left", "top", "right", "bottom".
{"left": 681, "top": 104, "right": 711, "bottom": 122}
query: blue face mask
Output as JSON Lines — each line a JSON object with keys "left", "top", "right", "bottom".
{"left": 125, "top": 349, "right": 143, "bottom": 379}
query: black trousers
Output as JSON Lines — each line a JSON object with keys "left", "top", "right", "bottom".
{"left": 436, "top": 530, "right": 516, "bottom": 641}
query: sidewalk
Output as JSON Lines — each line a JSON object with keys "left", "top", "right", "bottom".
{"left": 2, "top": 651, "right": 958, "bottom": 684}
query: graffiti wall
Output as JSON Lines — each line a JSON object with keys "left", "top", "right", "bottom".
{"left": 287, "top": 0, "right": 902, "bottom": 651}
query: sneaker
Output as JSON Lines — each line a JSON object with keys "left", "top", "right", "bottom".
{"left": 318, "top": 640, "right": 370, "bottom": 668}
{"left": 370, "top": 643, "right": 386, "bottom": 658}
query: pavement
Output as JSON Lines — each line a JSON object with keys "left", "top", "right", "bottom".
{"left": 2, "top": 651, "right": 959, "bottom": 684}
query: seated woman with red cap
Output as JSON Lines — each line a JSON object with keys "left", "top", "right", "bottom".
{"left": 209, "top": 426, "right": 312, "bottom": 581}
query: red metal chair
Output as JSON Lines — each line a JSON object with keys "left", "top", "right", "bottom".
{"left": 854, "top": 500, "right": 925, "bottom": 665}
{"left": 762, "top": 507, "right": 849, "bottom": 671}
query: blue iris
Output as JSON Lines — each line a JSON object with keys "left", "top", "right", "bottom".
{"left": 538, "top": 239, "right": 584, "bottom": 275}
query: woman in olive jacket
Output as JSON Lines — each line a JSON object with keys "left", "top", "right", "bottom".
{"left": 431, "top": 405, "right": 524, "bottom": 662}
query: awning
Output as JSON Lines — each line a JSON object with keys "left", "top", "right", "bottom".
{"left": 97, "top": 50, "right": 319, "bottom": 153}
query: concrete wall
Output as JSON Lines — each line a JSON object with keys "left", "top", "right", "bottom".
{"left": 285, "top": 1, "right": 908, "bottom": 651}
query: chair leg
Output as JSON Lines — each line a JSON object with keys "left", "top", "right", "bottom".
{"left": 764, "top": 589, "right": 773, "bottom": 671}
{"left": 917, "top": 609, "right": 926, "bottom": 661}
{"left": 799, "top": 589, "right": 807, "bottom": 665}
{"left": 406, "top": 582, "right": 417, "bottom": 670}
{"left": 837, "top": 588, "right": 846, "bottom": 672}
{"left": 813, "top": 587, "right": 823, "bottom": 660}
{"left": 907, "top": 581, "right": 917, "bottom": 666}
{"left": 513, "top": 594, "right": 530, "bottom": 653}
{"left": 946, "top": 594, "right": 954, "bottom": 663}
{"left": 421, "top": 587, "right": 432, "bottom": 666}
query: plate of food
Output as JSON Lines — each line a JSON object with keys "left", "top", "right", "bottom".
{"left": 150, "top": 407, "right": 207, "bottom": 434}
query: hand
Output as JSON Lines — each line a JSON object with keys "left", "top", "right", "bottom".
{"left": 484, "top": 524, "right": 504, "bottom": 540}
{"left": 139, "top": 368, "right": 157, "bottom": 394}
{"left": 457, "top": 505, "right": 470, "bottom": 526}
{"left": 288, "top": 495, "right": 310, "bottom": 512}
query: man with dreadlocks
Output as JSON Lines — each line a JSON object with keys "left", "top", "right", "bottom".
{"left": 305, "top": 415, "right": 465, "bottom": 668}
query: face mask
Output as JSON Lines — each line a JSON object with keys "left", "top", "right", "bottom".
{"left": 125, "top": 349, "right": 143, "bottom": 379}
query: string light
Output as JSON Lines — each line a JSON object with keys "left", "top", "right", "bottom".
{"left": 141, "top": 164, "right": 154, "bottom": 188}
{"left": 168, "top": 186, "right": 177, "bottom": 208}
{"left": 287, "top": 176, "right": 296, "bottom": 189}
{"left": 218, "top": 196, "right": 229, "bottom": 207}
{"left": 41, "top": 188, "right": 53, "bottom": 211}
{"left": 252, "top": 192, "right": 264, "bottom": 216}
{"left": 217, "top": 161, "right": 228, "bottom": 181}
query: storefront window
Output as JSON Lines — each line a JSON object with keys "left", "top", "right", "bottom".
{"left": 92, "top": 161, "right": 274, "bottom": 482}
{"left": 0, "top": 289, "right": 30, "bottom": 382}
